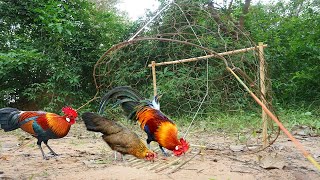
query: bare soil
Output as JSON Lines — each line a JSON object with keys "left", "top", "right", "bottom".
{"left": 1, "top": 123, "right": 319, "bottom": 180}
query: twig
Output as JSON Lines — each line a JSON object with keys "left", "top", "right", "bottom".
{"left": 155, "top": 158, "right": 181, "bottom": 173}
{"left": 128, "top": 158, "right": 141, "bottom": 165}
{"left": 190, "top": 144, "right": 221, "bottom": 151}
{"left": 148, "top": 161, "right": 163, "bottom": 170}
{"left": 190, "top": 144, "right": 206, "bottom": 148}
{"left": 76, "top": 96, "right": 99, "bottom": 111}
{"left": 127, "top": 157, "right": 138, "bottom": 162}
{"left": 136, "top": 161, "right": 154, "bottom": 169}
{"left": 131, "top": 160, "right": 146, "bottom": 167}
{"left": 168, "top": 150, "right": 201, "bottom": 174}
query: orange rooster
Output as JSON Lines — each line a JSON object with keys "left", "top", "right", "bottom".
{"left": 98, "top": 86, "right": 189, "bottom": 156}
{"left": 0, "top": 107, "right": 78, "bottom": 159}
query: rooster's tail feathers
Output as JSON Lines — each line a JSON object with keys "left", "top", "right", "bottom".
{"left": 0, "top": 107, "right": 20, "bottom": 132}
{"left": 98, "top": 86, "right": 144, "bottom": 116}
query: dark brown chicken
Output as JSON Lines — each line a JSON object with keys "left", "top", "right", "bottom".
{"left": 82, "top": 112, "right": 156, "bottom": 161}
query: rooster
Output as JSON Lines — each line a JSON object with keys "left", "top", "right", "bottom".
{"left": 0, "top": 107, "right": 78, "bottom": 159}
{"left": 82, "top": 112, "right": 156, "bottom": 161}
{"left": 98, "top": 86, "right": 189, "bottom": 156}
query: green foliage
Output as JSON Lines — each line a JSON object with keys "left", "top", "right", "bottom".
{"left": 245, "top": 0, "right": 320, "bottom": 106}
{"left": 0, "top": 0, "right": 129, "bottom": 111}
{"left": 1, "top": 0, "right": 320, "bottom": 131}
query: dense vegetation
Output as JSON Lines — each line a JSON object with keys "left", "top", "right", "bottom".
{"left": 246, "top": 0, "right": 320, "bottom": 108}
{"left": 0, "top": 0, "right": 130, "bottom": 111}
{"left": 0, "top": 0, "right": 319, "bottom": 129}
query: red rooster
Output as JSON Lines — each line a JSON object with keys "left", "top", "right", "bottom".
{"left": 0, "top": 107, "right": 78, "bottom": 159}
{"left": 98, "top": 86, "right": 189, "bottom": 156}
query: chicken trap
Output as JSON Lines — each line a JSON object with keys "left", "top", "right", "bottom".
{"left": 87, "top": 1, "right": 278, "bottom": 153}
{"left": 85, "top": 1, "right": 320, "bottom": 170}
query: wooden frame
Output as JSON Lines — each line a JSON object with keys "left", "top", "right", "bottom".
{"left": 148, "top": 43, "right": 269, "bottom": 147}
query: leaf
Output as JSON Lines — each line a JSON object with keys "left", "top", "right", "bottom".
{"left": 304, "top": 112, "right": 312, "bottom": 116}
{"left": 66, "top": 29, "right": 72, "bottom": 35}
{"left": 57, "top": 24, "right": 63, "bottom": 34}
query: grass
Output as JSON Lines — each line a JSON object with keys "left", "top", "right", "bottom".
{"left": 174, "top": 108, "right": 320, "bottom": 136}
{"left": 277, "top": 108, "right": 320, "bottom": 134}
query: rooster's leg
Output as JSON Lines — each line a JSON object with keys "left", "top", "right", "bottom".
{"left": 114, "top": 152, "right": 124, "bottom": 161}
{"left": 121, "top": 153, "right": 125, "bottom": 161}
{"left": 146, "top": 138, "right": 152, "bottom": 150}
{"left": 44, "top": 141, "right": 58, "bottom": 156}
{"left": 159, "top": 146, "right": 168, "bottom": 157}
{"left": 114, "top": 151, "right": 117, "bottom": 160}
{"left": 37, "top": 140, "right": 49, "bottom": 160}
{"left": 38, "top": 144, "right": 49, "bottom": 160}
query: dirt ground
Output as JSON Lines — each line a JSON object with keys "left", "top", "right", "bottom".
{"left": 1, "top": 123, "right": 319, "bottom": 180}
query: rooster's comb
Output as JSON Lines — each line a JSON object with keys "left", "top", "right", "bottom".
{"left": 180, "top": 138, "right": 189, "bottom": 152}
{"left": 62, "top": 106, "right": 78, "bottom": 117}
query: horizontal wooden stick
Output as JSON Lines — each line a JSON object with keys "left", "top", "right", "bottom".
{"left": 148, "top": 45, "right": 267, "bottom": 67}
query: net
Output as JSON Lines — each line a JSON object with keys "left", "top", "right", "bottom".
{"left": 89, "top": 0, "right": 279, "bottom": 153}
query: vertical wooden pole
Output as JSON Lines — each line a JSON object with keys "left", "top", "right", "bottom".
{"left": 151, "top": 61, "right": 157, "bottom": 96}
{"left": 259, "top": 42, "right": 268, "bottom": 148}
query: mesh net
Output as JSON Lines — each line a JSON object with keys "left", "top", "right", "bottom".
{"left": 88, "top": 1, "right": 279, "bottom": 153}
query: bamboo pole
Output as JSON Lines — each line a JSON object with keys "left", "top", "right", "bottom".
{"left": 151, "top": 61, "right": 157, "bottom": 96}
{"left": 258, "top": 42, "right": 268, "bottom": 148}
{"left": 148, "top": 45, "right": 267, "bottom": 67}
{"left": 226, "top": 67, "right": 320, "bottom": 171}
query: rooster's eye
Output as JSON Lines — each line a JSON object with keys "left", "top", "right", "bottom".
{"left": 66, "top": 117, "right": 71, "bottom": 122}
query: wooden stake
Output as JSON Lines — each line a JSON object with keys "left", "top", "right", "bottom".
{"left": 258, "top": 42, "right": 268, "bottom": 148}
{"left": 151, "top": 61, "right": 157, "bottom": 96}
{"left": 148, "top": 45, "right": 267, "bottom": 67}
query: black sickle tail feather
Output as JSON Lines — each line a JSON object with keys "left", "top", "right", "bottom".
{"left": 98, "top": 86, "right": 147, "bottom": 119}
{"left": 0, "top": 107, "right": 21, "bottom": 132}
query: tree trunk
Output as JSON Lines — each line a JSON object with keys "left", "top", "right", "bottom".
{"left": 239, "top": 0, "right": 251, "bottom": 30}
